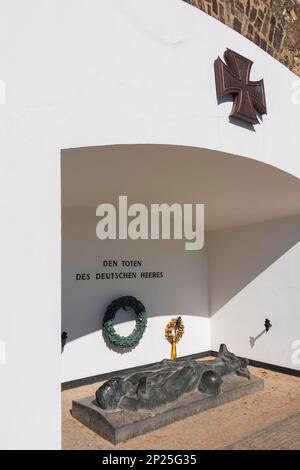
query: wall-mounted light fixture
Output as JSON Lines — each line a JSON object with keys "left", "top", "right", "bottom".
{"left": 264, "top": 319, "right": 272, "bottom": 332}
{"left": 61, "top": 331, "right": 68, "bottom": 353}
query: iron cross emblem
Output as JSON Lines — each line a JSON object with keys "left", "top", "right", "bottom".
{"left": 214, "top": 49, "right": 267, "bottom": 125}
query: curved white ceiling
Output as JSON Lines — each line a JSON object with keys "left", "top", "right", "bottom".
{"left": 61, "top": 144, "right": 300, "bottom": 231}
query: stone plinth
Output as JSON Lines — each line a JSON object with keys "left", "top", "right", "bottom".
{"left": 72, "top": 373, "right": 264, "bottom": 444}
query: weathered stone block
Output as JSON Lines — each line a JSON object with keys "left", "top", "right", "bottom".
{"left": 72, "top": 373, "right": 264, "bottom": 444}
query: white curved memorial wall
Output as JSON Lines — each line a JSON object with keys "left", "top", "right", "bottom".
{"left": 0, "top": 0, "right": 299, "bottom": 449}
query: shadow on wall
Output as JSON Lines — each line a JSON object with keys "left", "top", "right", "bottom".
{"left": 61, "top": 144, "right": 300, "bottom": 349}
{"left": 208, "top": 215, "right": 300, "bottom": 315}
{"left": 249, "top": 328, "right": 267, "bottom": 348}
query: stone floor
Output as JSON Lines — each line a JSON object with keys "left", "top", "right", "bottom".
{"left": 225, "top": 411, "right": 300, "bottom": 450}
{"left": 62, "top": 362, "right": 300, "bottom": 450}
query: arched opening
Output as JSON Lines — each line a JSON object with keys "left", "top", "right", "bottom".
{"left": 61, "top": 144, "right": 300, "bottom": 382}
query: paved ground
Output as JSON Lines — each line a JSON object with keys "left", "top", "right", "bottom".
{"left": 225, "top": 411, "right": 300, "bottom": 450}
{"left": 62, "top": 361, "right": 300, "bottom": 450}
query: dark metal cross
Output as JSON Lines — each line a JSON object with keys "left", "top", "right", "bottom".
{"left": 214, "top": 48, "right": 267, "bottom": 125}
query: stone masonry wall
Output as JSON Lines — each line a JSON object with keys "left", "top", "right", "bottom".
{"left": 183, "top": 0, "right": 300, "bottom": 77}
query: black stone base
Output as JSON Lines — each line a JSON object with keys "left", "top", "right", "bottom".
{"left": 72, "top": 373, "right": 264, "bottom": 444}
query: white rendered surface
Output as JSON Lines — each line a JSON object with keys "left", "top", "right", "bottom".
{"left": 0, "top": 0, "right": 299, "bottom": 449}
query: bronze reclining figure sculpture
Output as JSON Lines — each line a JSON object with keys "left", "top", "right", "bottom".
{"left": 95, "top": 344, "right": 251, "bottom": 411}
